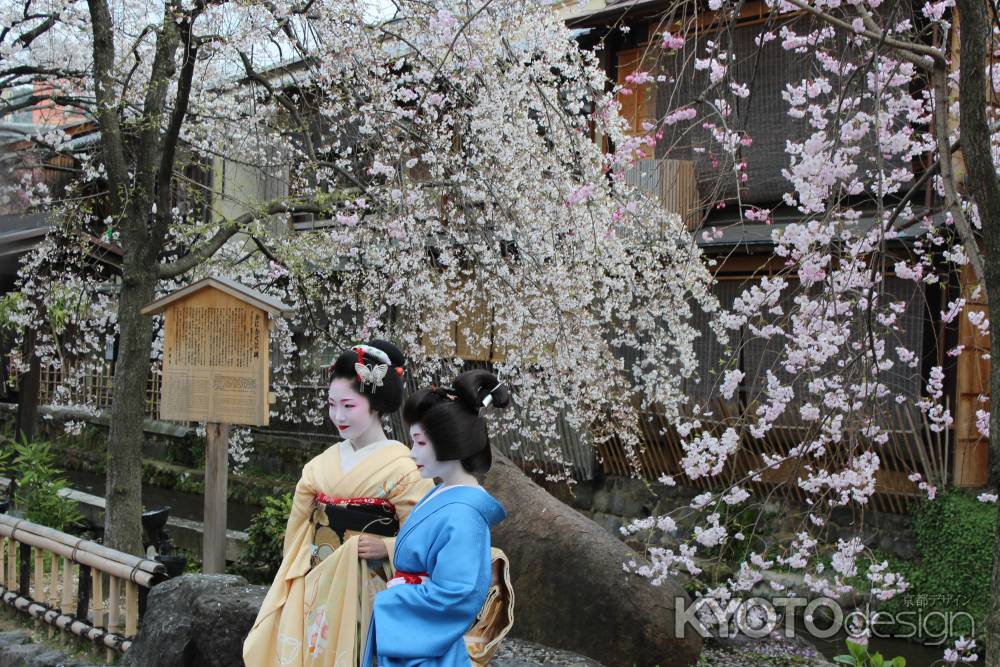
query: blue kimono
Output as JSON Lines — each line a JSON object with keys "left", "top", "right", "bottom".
{"left": 361, "top": 485, "right": 506, "bottom": 667}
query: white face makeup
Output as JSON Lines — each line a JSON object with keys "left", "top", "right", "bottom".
{"left": 409, "top": 423, "right": 454, "bottom": 480}
{"left": 328, "top": 378, "right": 377, "bottom": 441}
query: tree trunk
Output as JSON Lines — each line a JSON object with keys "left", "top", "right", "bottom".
{"left": 955, "top": 1, "right": 1000, "bottom": 663}
{"left": 483, "top": 451, "right": 703, "bottom": 667}
{"left": 15, "top": 326, "right": 40, "bottom": 444}
{"left": 103, "top": 263, "right": 158, "bottom": 555}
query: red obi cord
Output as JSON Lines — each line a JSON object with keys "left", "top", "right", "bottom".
{"left": 314, "top": 493, "right": 396, "bottom": 513}
{"left": 394, "top": 570, "right": 430, "bottom": 584}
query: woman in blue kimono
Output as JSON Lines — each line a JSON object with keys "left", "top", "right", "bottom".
{"left": 362, "top": 369, "right": 509, "bottom": 667}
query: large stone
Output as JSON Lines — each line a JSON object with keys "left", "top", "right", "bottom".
{"left": 0, "top": 633, "right": 30, "bottom": 650}
{"left": 0, "top": 643, "right": 80, "bottom": 667}
{"left": 605, "top": 478, "right": 656, "bottom": 517}
{"left": 119, "top": 574, "right": 265, "bottom": 667}
{"left": 483, "top": 452, "right": 703, "bottom": 667}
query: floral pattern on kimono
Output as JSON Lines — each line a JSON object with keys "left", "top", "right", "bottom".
{"left": 244, "top": 441, "right": 434, "bottom": 667}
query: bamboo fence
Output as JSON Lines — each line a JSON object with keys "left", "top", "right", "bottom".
{"left": 37, "top": 361, "right": 161, "bottom": 420}
{"left": 595, "top": 398, "right": 950, "bottom": 514}
{"left": 0, "top": 514, "right": 166, "bottom": 661}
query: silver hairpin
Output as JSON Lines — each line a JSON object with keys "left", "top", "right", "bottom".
{"left": 481, "top": 380, "right": 504, "bottom": 408}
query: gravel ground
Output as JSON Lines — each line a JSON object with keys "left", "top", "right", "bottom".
{"left": 1, "top": 609, "right": 835, "bottom": 667}
{"left": 698, "top": 635, "right": 835, "bottom": 667}
{"left": 492, "top": 635, "right": 834, "bottom": 667}
{"left": 493, "top": 638, "right": 605, "bottom": 666}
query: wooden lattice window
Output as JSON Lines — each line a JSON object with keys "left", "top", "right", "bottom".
{"left": 616, "top": 47, "right": 657, "bottom": 137}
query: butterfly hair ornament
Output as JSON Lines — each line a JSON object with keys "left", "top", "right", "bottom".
{"left": 353, "top": 345, "right": 393, "bottom": 393}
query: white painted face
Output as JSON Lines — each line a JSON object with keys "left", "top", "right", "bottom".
{"left": 328, "top": 378, "right": 377, "bottom": 440}
{"left": 409, "top": 423, "right": 450, "bottom": 480}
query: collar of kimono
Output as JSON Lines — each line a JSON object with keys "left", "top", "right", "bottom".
{"left": 394, "top": 485, "right": 505, "bottom": 553}
{"left": 328, "top": 440, "right": 414, "bottom": 497}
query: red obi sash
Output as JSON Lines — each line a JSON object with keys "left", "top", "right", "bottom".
{"left": 315, "top": 493, "right": 396, "bottom": 513}
{"left": 386, "top": 570, "right": 430, "bottom": 588}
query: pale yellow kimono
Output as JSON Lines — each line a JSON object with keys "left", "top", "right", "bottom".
{"left": 243, "top": 441, "right": 432, "bottom": 667}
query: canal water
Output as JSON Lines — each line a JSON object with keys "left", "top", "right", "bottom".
{"left": 64, "top": 469, "right": 262, "bottom": 531}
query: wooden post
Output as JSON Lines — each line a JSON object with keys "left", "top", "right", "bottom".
{"left": 124, "top": 581, "right": 138, "bottom": 637}
{"left": 76, "top": 564, "right": 90, "bottom": 620}
{"left": 141, "top": 279, "right": 290, "bottom": 571}
{"left": 203, "top": 422, "right": 230, "bottom": 574}
{"left": 107, "top": 576, "right": 119, "bottom": 662}
{"left": 6, "top": 537, "right": 15, "bottom": 589}
{"left": 18, "top": 543, "right": 29, "bottom": 595}
{"left": 91, "top": 567, "right": 103, "bottom": 631}
{"left": 60, "top": 558, "right": 72, "bottom": 612}
{"left": 7, "top": 326, "right": 40, "bottom": 515}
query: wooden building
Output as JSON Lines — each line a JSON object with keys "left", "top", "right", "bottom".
{"left": 556, "top": 0, "right": 989, "bottom": 500}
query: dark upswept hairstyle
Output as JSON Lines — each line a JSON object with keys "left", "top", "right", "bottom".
{"left": 328, "top": 339, "right": 407, "bottom": 415}
{"left": 402, "top": 369, "right": 510, "bottom": 474}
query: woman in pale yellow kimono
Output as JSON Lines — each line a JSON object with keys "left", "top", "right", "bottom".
{"left": 244, "top": 340, "right": 434, "bottom": 667}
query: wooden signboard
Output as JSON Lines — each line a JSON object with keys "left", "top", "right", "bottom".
{"left": 142, "top": 277, "right": 291, "bottom": 572}
{"left": 159, "top": 288, "right": 270, "bottom": 426}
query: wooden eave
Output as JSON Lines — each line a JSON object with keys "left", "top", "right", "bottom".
{"left": 140, "top": 276, "right": 294, "bottom": 317}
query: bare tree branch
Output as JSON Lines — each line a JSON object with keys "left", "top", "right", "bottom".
{"left": 155, "top": 200, "right": 328, "bottom": 279}
{"left": 155, "top": 10, "right": 202, "bottom": 237}
{"left": 85, "top": 0, "right": 129, "bottom": 212}
{"left": 15, "top": 14, "right": 56, "bottom": 47}
{"left": 0, "top": 92, "right": 92, "bottom": 118}
{"left": 781, "top": 0, "right": 945, "bottom": 69}
{"left": 133, "top": 0, "right": 181, "bottom": 233}
{"left": 930, "top": 66, "right": 986, "bottom": 284}
{"left": 237, "top": 50, "right": 317, "bottom": 162}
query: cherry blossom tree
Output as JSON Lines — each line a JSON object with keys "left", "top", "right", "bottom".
{"left": 601, "top": 0, "right": 1000, "bottom": 662}
{"left": 8, "top": 0, "right": 1000, "bottom": 661}
{"left": 0, "top": 0, "right": 719, "bottom": 557}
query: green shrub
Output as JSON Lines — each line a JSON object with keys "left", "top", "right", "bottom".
{"left": 877, "top": 490, "right": 995, "bottom": 642}
{"left": 240, "top": 493, "right": 294, "bottom": 581}
{"left": 9, "top": 438, "right": 84, "bottom": 532}
{"left": 834, "top": 640, "right": 905, "bottom": 667}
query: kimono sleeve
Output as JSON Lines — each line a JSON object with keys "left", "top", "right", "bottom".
{"left": 282, "top": 462, "right": 317, "bottom": 557}
{"left": 373, "top": 505, "right": 491, "bottom": 659}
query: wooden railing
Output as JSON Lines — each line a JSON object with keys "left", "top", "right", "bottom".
{"left": 0, "top": 514, "right": 166, "bottom": 660}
